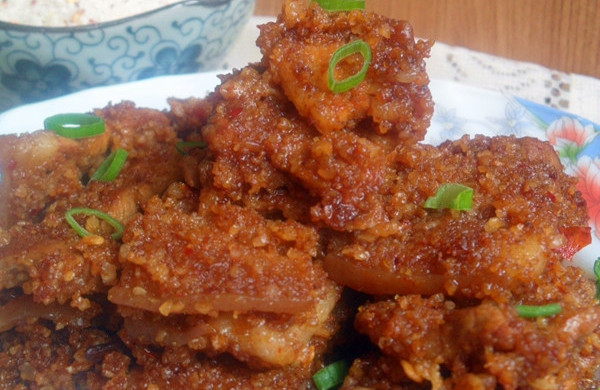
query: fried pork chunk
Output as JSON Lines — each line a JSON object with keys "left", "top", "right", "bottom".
{"left": 0, "top": 129, "right": 108, "bottom": 229}
{"left": 0, "top": 320, "right": 321, "bottom": 389}
{"left": 258, "top": 0, "right": 433, "bottom": 142}
{"left": 199, "top": 0, "right": 434, "bottom": 230}
{"left": 109, "top": 183, "right": 342, "bottom": 367}
{"left": 350, "top": 263, "right": 600, "bottom": 389}
{"left": 324, "top": 135, "right": 590, "bottom": 300}
{"left": 0, "top": 103, "right": 183, "bottom": 306}
{"left": 200, "top": 66, "right": 396, "bottom": 231}
{"left": 0, "top": 102, "right": 181, "bottom": 228}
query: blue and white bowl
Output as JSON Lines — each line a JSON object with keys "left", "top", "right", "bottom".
{"left": 0, "top": 0, "right": 256, "bottom": 112}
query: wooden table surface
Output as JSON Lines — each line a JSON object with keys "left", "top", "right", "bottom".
{"left": 253, "top": 0, "right": 600, "bottom": 79}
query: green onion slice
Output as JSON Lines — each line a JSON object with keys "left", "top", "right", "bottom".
{"left": 594, "top": 258, "right": 600, "bottom": 300}
{"left": 311, "top": 0, "right": 365, "bottom": 11}
{"left": 44, "top": 113, "right": 105, "bottom": 139}
{"left": 423, "top": 183, "right": 473, "bottom": 211}
{"left": 90, "top": 149, "right": 128, "bottom": 182}
{"left": 312, "top": 360, "right": 348, "bottom": 390}
{"left": 327, "top": 39, "right": 371, "bottom": 93}
{"left": 515, "top": 303, "right": 562, "bottom": 318}
{"left": 175, "top": 141, "right": 207, "bottom": 155}
{"left": 65, "top": 208, "right": 124, "bottom": 240}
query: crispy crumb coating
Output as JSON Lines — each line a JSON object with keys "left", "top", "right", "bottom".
{"left": 351, "top": 263, "right": 600, "bottom": 389}
{"left": 258, "top": 0, "right": 433, "bottom": 141}
{"left": 324, "top": 135, "right": 590, "bottom": 300}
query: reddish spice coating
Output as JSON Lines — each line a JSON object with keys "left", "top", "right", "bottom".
{"left": 201, "top": 66, "right": 397, "bottom": 230}
{"left": 0, "top": 320, "right": 319, "bottom": 389}
{"left": 112, "top": 183, "right": 335, "bottom": 317}
{"left": 351, "top": 267, "right": 600, "bottom": 389}
{"left": 258, "top": 0, "right": 434, "bottom": 142}
{"left": 324, "top": 135, "right": 591, "bottom": 300}
{"left": 0, "top": 102, "right": 183, "bottom": 306}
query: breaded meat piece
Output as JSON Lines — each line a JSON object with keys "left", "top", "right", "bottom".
{"left": 0, "top": 130, "right": 108, "bottom": 229}
{"left": 0, "top": 319, "right": 321, "bottom": 389}
{"left": 118, "top": 281, "right": 339, "bottom": 368}
{"left": 324, "top": 135, "right": 590, "bottom": 299}
{"left": 352, "top": 264, "right": 600, "bottom": 390}
{"left": 109, "top": 182, "right": 342, "bottom": 367}
{"left": 200, "top": 67, "right": 301, "bottom": 199}
{"left": 0, "top": 321, "right": 123, "bottom": 390}
{"left": 0, "top": 102, "right": 183, "bottom": 306}
{"left": 342, "top": 353, "right": 435, "bottom": 390}
{"left": 119, "top": 343, "right": 321, "bottom": 389}
{"left": 110, "top": 183, "right": 334, "bottom": 316}
{"left": 0, "top": 102, "right": 181, "bottom": 228}
{"left": 0, "top": 210, "right": 120, "bottom": 307}
{"left": 93, "top": 101, "right": 184, "bottom": 197}
{"left": 201, "top": 66, "right": 396, "bottom": 231}
{"left": 258, "top": 0, "right": 433, "bottom": 142}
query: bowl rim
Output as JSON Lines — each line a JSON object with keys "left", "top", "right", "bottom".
{"left": 0, "top": 0, "right": 241, "bottom": 33}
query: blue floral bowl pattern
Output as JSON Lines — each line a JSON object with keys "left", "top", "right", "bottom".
{"left": 0, "top": 0, "right": 256, "bottom": 112}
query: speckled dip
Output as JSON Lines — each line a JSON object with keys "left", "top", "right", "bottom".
{"left": 0, "top": 0, "right": 256, "bottom": 112}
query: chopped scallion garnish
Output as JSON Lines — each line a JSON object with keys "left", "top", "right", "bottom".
{"left": 175, "top": 141, "right": 207, "bottom": 155}
{"left": 423, "top": 183, "right": 473, "bottom": 211}
{"left": 515, "top": 303, "right": 562, "bottom": 318}
{"left": 44, "top": 113, "right": 105, "bottom": 139}
{"left": 90, "top": 149, "right": 128, "bottom": 182}
{"left": 65, "top": 208, "right": 124, "bottom": 240}
{"left": 327, "top": 40, "right": 371, "bottom": 93}
{"left": 312, "top": 360, "right": 348, "bottom": 390}
{"left": 311, "top": 0, "right": 365, "bottom": 11}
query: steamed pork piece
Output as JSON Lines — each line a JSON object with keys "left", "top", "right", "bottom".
{"left": 0, "top": 102, "right": 181, "bottom": 228}
{"left": 109, "top": 183, "right": 342, "bottom": 367}
{"left": 258, "top": 0, "right": 434, "bottom": 142}
{"left": 0, "top": 320, "right": 125, "bottom": 389}
{"left": 201, "top": 66, "right": 396, "bottom": 231}
{"left": 91, "top": 102, "right": 184, "bottom": 195}
{"left": 199, "top": 67, "right": 305, "bottom": 200}
{"left": 351, "top": 265, "right": 600, "bottom": 390}
{"left": 0, "top": 211, "right": 120, "bottom": 307}
{"left": 115, "top": 343, "right": 324, "bottom": 389}
{"left": 324, "top": 135, "right": 590, "bottom": 299}
{"left": 118, "top": 281, "right": 339, "bottom": 368}
{"left": 0, "top": 102, "right": 183, "bottom": 306}
{"left": 0, "top": 318, "right": 320, "bottom": 389}
{"left": 0, "top": 129, "right": 108, "bottom": 229}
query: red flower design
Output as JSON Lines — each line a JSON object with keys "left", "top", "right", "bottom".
{"left": 547, "top": 116, "right": 595, "bottom": 147}
{"left": 575, "top": 156, "right": 600, "bottom": 239}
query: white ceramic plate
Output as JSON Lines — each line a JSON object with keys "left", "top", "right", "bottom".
{"left": 1, "top": 72, "right": 599, "bottom": 277}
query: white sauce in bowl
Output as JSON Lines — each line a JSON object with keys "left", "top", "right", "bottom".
{"left": 0, "top": 0, "right": 181, "bottom": 27}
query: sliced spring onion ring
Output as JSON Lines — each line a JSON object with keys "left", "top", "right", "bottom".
{"left": 327, "top": 39, "right": 371, "bottom": 93}
{"left": 515, "top": 303, "right": 562, "bottom": 318}
{"left": 90, "top": 149, "right": 128, "bottom": 182}
{"left": 311, "top": 0, "right": 365, "bottom": 11}
{"left": 65, "top": 208, "right": 124, "bottom": 240}
{"left": 594, "top": 258, "right": 600, "bottom": 299}
{"left": 423, "top": 183, "right": 473, "bottom": 211}
{"left": 175, "top": 141, "right": 208, "bottom": 155}
{"left": 44, "top": 113, "right": 105, "bottom": 139}
{"left": 312, "top": 360, "right": 348, "bottom": 390}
